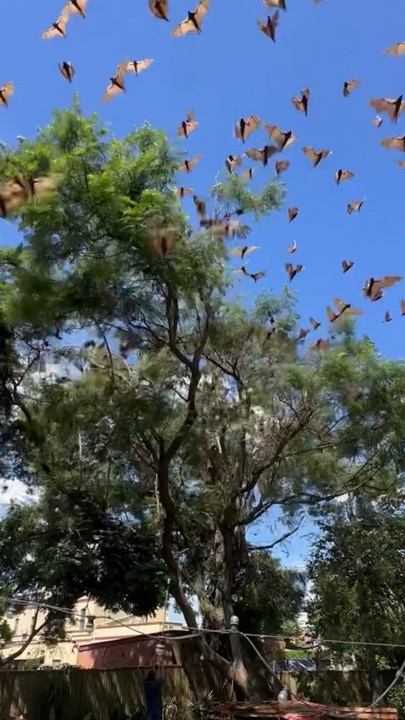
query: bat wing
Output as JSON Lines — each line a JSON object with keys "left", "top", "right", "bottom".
{"left": 42, "top": 25, "right": 59, "bottom": 39}
{"left": 149, "top": 0, "right": 169, "bottom": 19}
{"left": 57, "top": 11, "right": 69, "bottom": 31}
{"left": 115, "top": 59, "right": 129, "bottom": 84}
{"left": 0, "top": 82, "right": 14, "bottom": 101}
{"left": 370, "top": 98, "right": 393, "bottom": 115}
{"left": 380, "top": 275, "right": 403, "bottom": 289}
{"left": 137, "top": 59, "right": 154, "bottom": 73}
{"left": 194, "top": 0, "right": 210, "bottom": 24}
{"left": 264, "top": 123, "right": 278, "bottom": 141}
{"left": 291, "top": 97, "right": 303, "bottom": 112}
{"left": 245, "top": 149, "right": 262, "bottom": 161}
{"left": 302, "top": 146, "right": 316, "bottom": 162}
{"left": 32, "top": 173, "right": 63, "bottom": 197}
{"left": 381, "top": 136, "right": 405, "bottom": 150}
{"left": 333, "top": 298, "right": 347, "bottom": 313}
{"left": 172, "top": 17, "right": 195, "bottom": 36}
{"left": 385, "top": 42, "right": 405, "bottom": 56}
{"left": 102, "top": 82, "right": 122, "bottom": 103}
{"left": 189, "top": 154, "right": 202, "bottom": 169}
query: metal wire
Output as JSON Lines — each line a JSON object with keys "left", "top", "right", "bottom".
{"left": 3, "top": 594, "right": 405, "bottom": 650}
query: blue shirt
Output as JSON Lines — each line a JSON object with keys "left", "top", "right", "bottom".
{"left": 144, "top": 678, "right": 163, "bottom": 714}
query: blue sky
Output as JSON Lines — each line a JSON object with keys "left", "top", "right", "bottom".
{"left": 0, "top": 0, "right": 404, "bottom": 603}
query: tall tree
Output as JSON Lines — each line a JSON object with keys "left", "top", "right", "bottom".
{"left": 2, "top": 100, "right": 405, "bottom": 694}
{"left": 307, "top": 499, "right": 405, "bottom": 701}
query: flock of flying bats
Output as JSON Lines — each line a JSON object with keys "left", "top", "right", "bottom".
{"left": 0, "top": 0, "right": 402, "bottom": 351}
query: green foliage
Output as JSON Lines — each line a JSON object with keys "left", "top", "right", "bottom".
{"left": 232, "top": 551, "right": 305, "bottom": 636}
{"left": 2, "top": 103, "right": 405, "bottom": 685}
{"left": 0, "top": 488, "right": 167, "bottom": 641}
{"left": 307, "top": 501, "right": 405, "bottom": 661}
{"left": 388, "top": 685, "right": 405, "bottom": 720}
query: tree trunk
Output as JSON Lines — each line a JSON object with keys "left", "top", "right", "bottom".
{"left": 355, "top": 557, "right": 383, "bottom": 703}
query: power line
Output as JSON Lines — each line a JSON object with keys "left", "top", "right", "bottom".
{"left": 4, "top": 595, "right": 405, "bottom": 650}
{"left": 3, "top": 595, "right": 405, "bottom": 719}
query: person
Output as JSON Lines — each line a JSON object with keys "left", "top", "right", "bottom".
{"left": 144, "top": 668, "right": 163, "bottom": 720}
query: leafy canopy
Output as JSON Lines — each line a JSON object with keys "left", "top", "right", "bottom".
{"left": 1, "top": 100, "right": 405, "bottom": 686}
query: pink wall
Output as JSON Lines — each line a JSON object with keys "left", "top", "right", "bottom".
{"left": 78, "top": 635, "right": 178, "bottom": 669}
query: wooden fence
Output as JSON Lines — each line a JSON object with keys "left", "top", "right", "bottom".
{"left": 0, "top": 668, "right": 398, "bottom": 720}
{"left": 0, "top": 667, "right": 197, "bottom": 720}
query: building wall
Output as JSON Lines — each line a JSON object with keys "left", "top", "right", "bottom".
{"left": 2, "top": 598, "right": 183, "bottom": 667}
{"left": 77, "top": 634, "right": 180, "bottom": 669}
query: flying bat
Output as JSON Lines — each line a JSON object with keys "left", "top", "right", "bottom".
{"left": 0, "top": 173, "right": 62, "bottom": 219}
{"left": 369, "top": 96, "right": 405, "bottom": 124}
{"left": 193, "top": 195, "right": 206, "bottom": 217}
{"left": 178, "top": 109, "right": 198, "bottom": 138}
{"left": 178, "top": 154, "right": 202, "bottom": 173}
{"left": 263, "top": 0, "right": 286, "bottom": 7}
{"left": 149, "top": 0, "right": 169, "bottom": 20}
{"left": 226, "top": 155, "right": 242, "bottom": 173}
{"left": 335, "top": 169, "right": 354, "bottom": 185}
{"left": 312, "top": 339, "right": 330, "bottom": 352}
{"left": 42, "top": 10, "right": 70, "bottom": 38}
{"left": 234, "top": 115, "right": 261, "bottom": 143}
{"left": 380, "top": 136, "right": 405, "bottom": 151}
{"left": 347, "top": 199, "right": 365, "bottom": 214}
{"left": 363, "top": 275, "right": 403, "bottom": 300}
{"left": 288, "top": 207, "right": 298, "bottom": 222}
{"left": 0, "top": 82, "right": 14, "bottom": 108}
{"left": 127, "top": 59, "right": 154, "bottom": 75}
{"left": 58, "top": 61, "right": 75, "bottom": 83}
{"left": 291, "top": 88, "right": 310, "bottom": 116}
{"left": 148, "top": 228, "right": 177, "bottom": 257}
{"left": 257, "top": 11, "right": 279, "bottom": 41}
{"left": 172, "top": 0, "right": 210, "bottom": 36}
{"left": 242, "top": 168, "right": 255, "bottom": 181}
{"left": 241, "top": 266, "right": 266, "bottom": 282}
{"left": 231, "top": 246, "right": 260, "bottom": 260}
{"left": 342, "top": 260, "right": 354, "bottom": 273}
{"left": 275, "top": 160, "right": 290, "bottom": 176}
{"left": 245, "top": 146, "right": 279, "bottom": 166}
{"left": 343, "top": 80, "right": 360, "bottom": 97}
{"left": 102, "top": 60, "right": 128, "bottom": 102}
{"left": 302, "top": 146, "right": 332, "bottom": 167}
{"left": 385, "top": 42, "right": 405, "bottom": 56}
{"left": 264, "top": 124, "right": 296, "bottom": 150}
{"left": 175, "top": 187, "right": 193, "bottom": 197}
{"left": 333, "top": 297, "right": 364, "bottom": 318}
{"left": 285, "top": 262, "right": 304, "bottom": 281}
{"left": 65, "top": 0, "right": 89, "bottom": 17}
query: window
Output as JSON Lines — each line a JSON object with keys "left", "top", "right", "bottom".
{"left": 52, "top": 659, "right": 61, "bottom": 667}
{"left": 85, "top": 615, "right": 94, "bottom": 631}
{"left": 14, "top": 617, "right": 19, "bottom": 634}
{"left": 79, "top": 608, "right": 86, "bottom": 630}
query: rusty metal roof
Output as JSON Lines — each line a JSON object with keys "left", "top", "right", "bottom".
{"left": 214, "top": 701, "right": 398, "bottom": 720}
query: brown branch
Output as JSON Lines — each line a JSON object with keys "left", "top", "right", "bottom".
{"left": 248, "top": 522, "right": 302, "bottom": 551}
{"left": 0, "top": 608, "right": 47, "bottom": 668}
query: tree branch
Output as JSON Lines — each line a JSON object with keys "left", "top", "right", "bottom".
{"left": 0, "top": 608, "right": 47, "bottom": 668}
